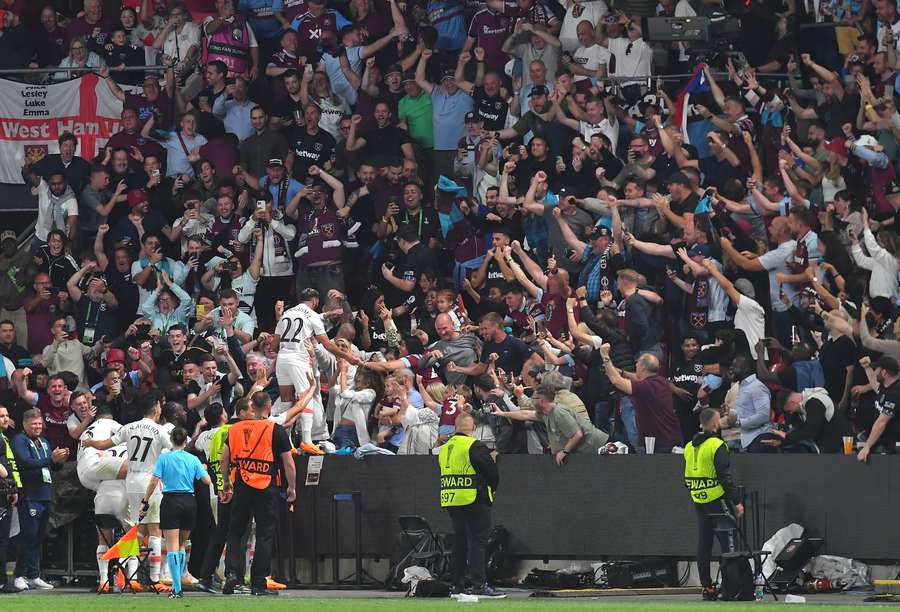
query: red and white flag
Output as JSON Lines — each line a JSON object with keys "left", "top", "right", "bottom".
{"left": 0, "top": 74, "right": 122, "bottom": 183}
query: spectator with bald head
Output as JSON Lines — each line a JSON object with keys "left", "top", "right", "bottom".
{"left": 600, "top": 344, "right": 682, "bottom": 453}
{"left": 425, "top": 313, "right": 482, "bottom": 385}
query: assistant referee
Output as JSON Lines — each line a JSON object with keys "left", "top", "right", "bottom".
{"left": 142, "top": 427, "right": 211, "bottom": 599}
{"left": 684, "top": 408, "right": 743, "bottom": 601}
{"left": 438, "top": 412, "right": 504, "bottom": 599}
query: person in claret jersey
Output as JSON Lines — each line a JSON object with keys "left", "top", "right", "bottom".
{"left": 31, "top": 5, "right": 68, "bottom": 68}
{"left": 67, "top": 0, "right": 117, "bottom": 55}
{"left": 290, "top": 0, "right": 351, "bottom": 58}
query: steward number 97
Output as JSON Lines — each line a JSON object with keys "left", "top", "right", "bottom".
{"left": 441, "top": 491, "right": 455, "bottom": 504}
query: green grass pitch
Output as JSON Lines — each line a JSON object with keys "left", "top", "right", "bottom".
{"left": 0, "top": 595, "right": 877, "bottom": 611}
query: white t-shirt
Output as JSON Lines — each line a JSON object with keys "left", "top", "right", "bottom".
{"left": 111, "top": 417, "right": 172, "bottom": 474}
{"left": 572, "top": 44, "right": 611, "bottom": 83}
{"left": 559, "top": 0, "right": 609, "bottom": 52}
{"left": 579, "top": 118, "right": 618, "bottom": 152}
{"left": 607, "top": 37, "right": 653, "bottom": 83}
{"left": 36, "top": 179, "right": 79, "bottom": 242}
{"left": 162, "top": 21, "right": 202, "bottom": 64}
{"left": 275, "top": 303, "right": 326, "bottom": 354}
{"left": 734, "top": 295, "right": 765, "bottom": 359}
{"left": 76, "top": 417, "right": 122, "bottom": 464}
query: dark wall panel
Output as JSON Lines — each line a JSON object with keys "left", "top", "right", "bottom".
{"left": 291, "top": 454, "right": 900, "bottom": 562}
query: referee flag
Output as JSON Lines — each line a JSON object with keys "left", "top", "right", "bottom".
{"left": 101, "top": 525, "right": 140, "bottom": 560}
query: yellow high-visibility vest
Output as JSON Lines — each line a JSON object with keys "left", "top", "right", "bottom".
{"left": 684, "top": 436, "right": 726, "bottom": 504}
{"left": 438, "top": 434, "right": 491, "bottom": 507}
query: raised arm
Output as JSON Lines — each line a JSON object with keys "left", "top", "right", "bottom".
{"left": 415, "top": 49, "right": 435, "bottom": 95}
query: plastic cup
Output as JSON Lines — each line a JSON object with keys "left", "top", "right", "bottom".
{"left": 645, "top": 436, "right": 656, "bottom": 455}
{"left": 843, "top": 436, "right": 854, "bottom": 455}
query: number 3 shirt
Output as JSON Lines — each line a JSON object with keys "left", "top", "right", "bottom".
{"left": 111, "top": 417, "right": 172, "bottom": 475}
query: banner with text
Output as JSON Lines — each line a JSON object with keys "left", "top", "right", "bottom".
{"left": 0, "top": 74, "right": 123, "bottom": 184}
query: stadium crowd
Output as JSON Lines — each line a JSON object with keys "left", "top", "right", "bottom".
{"left": 0, "top": 0, "right": 900, "bottom": 594}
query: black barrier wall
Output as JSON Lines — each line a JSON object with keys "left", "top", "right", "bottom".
{"left": 292, "top": 454, "right": 900, "bottom": 562}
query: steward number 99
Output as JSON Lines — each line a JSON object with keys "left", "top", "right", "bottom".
{"left": 441, "top": 491, "right": 455, "bottom": 504}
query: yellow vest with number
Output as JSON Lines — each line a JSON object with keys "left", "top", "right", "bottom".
{"left": 208, "top": 423, "right": 234, "bottom": 493}
{"left": 439, "top": 435, "right": 491, "bottom": 507}
{"left": 1, "top": 433, "right": 20, "bottom": 488}
{"left": 684, "top": 436, "right": 726, "bottom": 504}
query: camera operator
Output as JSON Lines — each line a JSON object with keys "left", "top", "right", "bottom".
{"left": 237, "top": 191, "right": 296, "bottom": 332}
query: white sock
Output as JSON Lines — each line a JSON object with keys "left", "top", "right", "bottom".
{"left": 149, "top": 536, "right": 163, "bottom": 583}
{"left": 125, "top": 557, "right": 138, "bottom": 582}
{"left": 96, "top": 545, "right": 109, "bottom": 584}
{"left": 300, "top": 411, "right": 313, "bottom": 445}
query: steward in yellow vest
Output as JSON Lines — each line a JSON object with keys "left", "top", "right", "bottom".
{"left": 686, "top": 408, "right": 743, "bottom": 601}
{"left": 437, "top": 412, "right": 505, "bottom": 598}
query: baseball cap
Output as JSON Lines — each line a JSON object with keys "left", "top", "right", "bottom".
{"left": 590, "top": 225, "right": 611, "bottom": 240}
{"left": 401, "top": 70, "right": 417, "bottom": 83}
{"left": 465, "top": 112, "right": 482, "bottom": 124}
{"left": 440, "top": 69, "right": 455, "bottom": 82}
{"left": 528, "top": 85, "right": 549, "bottom": 98}
{"left": 687, "top": 244, "right": 712, "bottom": 258}
{"left": 384, "top": 63, "right": 402, "bottom": 77}
{"left": 874, "top": 355, "right": 900, "bottom": 375}
{"left": 734, "top": 278, "right": 755, "bottom": 299}
{"left": 557, "top": 186, "right": 577, "bottom": 200}
{"left": 0, "top": 230, "right": 15, "bottom": 244}
{"left": 127, "top": 188, "right": 147, "bottom": 208}
{"left": 106, "top": 348, "right": 126, "bottom": 364}
{"left": 267, "top": 158, "right": 285, "bottom": 168}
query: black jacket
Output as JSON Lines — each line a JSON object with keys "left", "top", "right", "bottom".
{"left": 466, "top": 436, "right": 499, "bottom": 506}
{"left": 784, "top": 398, "right": 852, "bottom": 453}
{"left": 690, "top": 431, "right": 739, "bottom": 504}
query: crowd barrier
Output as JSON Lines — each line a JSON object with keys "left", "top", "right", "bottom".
{"left": 291, "top": 454, "right": 900, "bottom": 563}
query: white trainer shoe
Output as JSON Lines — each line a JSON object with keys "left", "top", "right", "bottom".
{"left": 28, "top": 577, "right": 53, "bottom": 590}
{"left": 12, "top": 577, "right": 29, "bottom": 591}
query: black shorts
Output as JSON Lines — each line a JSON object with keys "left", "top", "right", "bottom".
{"left": 159, "top": 493, "right": 196, "bottom": 531}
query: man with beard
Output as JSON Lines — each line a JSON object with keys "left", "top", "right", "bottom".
{"left": 105, "top": 109, "right": 166, "bottom": 170}
{"left": 346, "top": 103, "right": 416, "bottom": 164}
{"left": 93, "top": 225, "right": 139, "bottom": 334}
{"left": 415, "top": 49, "right": 474, "bottom": 183}
{"left": 552, "top": 212, "right": 621, "bottom": 304}
{"left": 287, "top": 166, "right": 348, "bottom": 299}
{"left": 239, "top": 107, "right": 289, "bottom": 177}
{"left": 456, "top": 56, "right": 509, "bottom": 132}
{"left": 287, "top": 103, "right": 336, "bottom": 180}
{"left": 669, "top": 335, "right": 705, "bottom": 444}
{"left": 27, "top": 131, "right": 92, "bottom": 195}
{"left": 156, "top": 324, "right": 212, "bottom": 390}
{"left": 266, "top": 29, "right": 306, "bottom": 102}
{"left": 103, "top": 69, "right": 176, "bottom": 130}
{"left": 238, "top": 158, "right": 304, "bottom": 213}
{"left": 23, "top": 171, "right": 78, "bottom": 248}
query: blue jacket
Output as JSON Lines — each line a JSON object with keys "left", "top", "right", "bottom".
{"left": 10, "top": 433, "right": 59, "bottom": 502}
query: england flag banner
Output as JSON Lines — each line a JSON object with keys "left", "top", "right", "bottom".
{"left": 0, "top": 74, "right": 123, "bottom": 184}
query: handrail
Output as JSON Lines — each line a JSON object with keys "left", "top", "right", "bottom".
{"left": 0, "top": 65, "right": 167, "bottom": 76}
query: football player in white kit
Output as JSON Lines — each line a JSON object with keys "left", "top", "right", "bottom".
{"left": 83, "top": 392, "right": 172, "bottom": 592}
{"left": 76, "top": 404, "right": 129, "bottom": 591}
{"left": 273, "top": 288, "right": 358, "bottom": 454}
